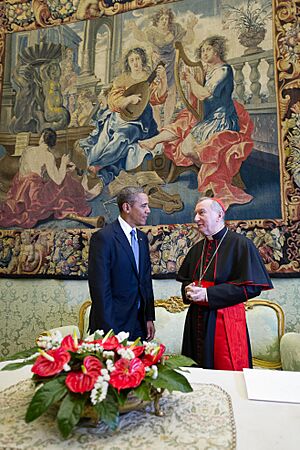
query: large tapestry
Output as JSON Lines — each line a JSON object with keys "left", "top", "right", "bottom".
{"left": 0, "top": 0, "right": 299, "bottom": 278}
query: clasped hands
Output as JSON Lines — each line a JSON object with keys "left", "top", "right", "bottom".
{"left": 185, "top": 282, "right": 208, "bottom": 303}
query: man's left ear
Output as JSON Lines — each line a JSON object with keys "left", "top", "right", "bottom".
{"left": 123, "top": 202, "right": 131, "bottom": 214}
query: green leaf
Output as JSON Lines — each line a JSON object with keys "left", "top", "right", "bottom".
{"left": 134, "top": 381, "right": 152, "bottom": 401}
{"left": 57, "top": 392, "right": 87, "bottom": 439}
{"left": 152, "top": 367, "right": 193, "bottom": 393}
{"left": 94, "top": 331, "right": 103, "bottom": 340}
{"left": 1, "top": 360, "right": 35, "bottom": 371}
{"left": 25, "top": 377, "right": 68, "bottom": 423}
{"left": 111, "top": 387, "right": 129, "bottom": 406}
{"left": 0, "top": 347, "right": 39, "bottom": 364}
{"left": 163, "top": 355, "right": 196, "bottom": 370}
{"left": 94, "top": 390, "right": 119, "bottom": 430}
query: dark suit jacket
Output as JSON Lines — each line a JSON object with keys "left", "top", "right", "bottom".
{"left": 88, "top": 220, "right": 155, "bottom": 336}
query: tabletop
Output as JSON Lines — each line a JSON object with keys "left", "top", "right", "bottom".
{"left": 0, "top": 362, "right": 299, "bottom": 450}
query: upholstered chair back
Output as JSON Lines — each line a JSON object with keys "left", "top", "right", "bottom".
{"left": 245, "top": 299, "right": 285, "bottom": 369}
{"left": 153, "top": 297, "right": 188, "bottom": 354}
{"left": 280, "top": 332, "right": 300, "bottom": 371}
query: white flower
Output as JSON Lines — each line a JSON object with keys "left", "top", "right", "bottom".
{"left": 151, "top": 365, "right": 158, "bottom": 380}
{"left": 144, "top": 341, "right": 159, "bottom": 354}
{"left": 78, "top": 342, "right": 104, "bottom": 353}
{"left": 90, "top": 375, "right": 109, "bottom": 405}
{"left": 101, "top": 368, "right": 110, "bottom": 381}
{"left": 145, "top": 364, "right": 158, "bottom": 379}
{"left": 117, "top": 347, "right": 135, "bottom": 360}
{"left": 94, "top": 329, "right": 105, "bottom": 338}
{"left": 36, "top": 336, "right": 49, "bottom": 349}
{"left": 106, "top": 359, "right": 115, "bottom": 372}
{"left": 116, "top": 331, "right": 130, "bottom": 343}
{"left": 63, "top": 363, "right": 71, "bottom": 372}
{"left": 36, "top": 330, "right": 63, "bottom": 350}
{"left": 103, "top": 351, "right": 115, "bottom": 359}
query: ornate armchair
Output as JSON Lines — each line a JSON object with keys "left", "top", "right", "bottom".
{"left": 245, "top": 299, "right": 285, "bottom": 369}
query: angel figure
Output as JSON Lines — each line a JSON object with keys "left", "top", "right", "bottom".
{"left": 127, "top": 7, "right": 198, "bottom": 127}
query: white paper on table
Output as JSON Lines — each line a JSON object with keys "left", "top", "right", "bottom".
{"left": 243, "top": 368, "right": 300, "bottom": 403}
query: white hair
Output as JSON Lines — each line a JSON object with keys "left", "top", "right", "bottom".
{"left": 197, "top": 197, "right": 225, "bottom": 221}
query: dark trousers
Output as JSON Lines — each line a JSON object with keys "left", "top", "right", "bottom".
{"left": 131, "top": 308, "right": 146, "bottom": 341}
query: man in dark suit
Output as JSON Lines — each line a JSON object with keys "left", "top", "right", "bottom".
{"left": 88, "top": 186, "right": 155, "bottom": 341}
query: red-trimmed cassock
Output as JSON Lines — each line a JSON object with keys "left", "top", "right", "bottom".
{"left": 177, "top": 226, "right": 273, "bottom": 370}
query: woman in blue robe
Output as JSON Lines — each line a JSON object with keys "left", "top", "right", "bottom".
{"left": 79, "top": 47, "right": 167, "bottom": 184}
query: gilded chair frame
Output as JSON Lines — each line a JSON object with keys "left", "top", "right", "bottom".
{"left": 245, "top": 299, "right": 285, "bottom": 369}
{"left": 78, "top": 299, "right": 92, "bottom": 338}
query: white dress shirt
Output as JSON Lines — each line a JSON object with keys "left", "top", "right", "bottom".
{"left": 118, "top": 216, "right": 137, "bottom": 245}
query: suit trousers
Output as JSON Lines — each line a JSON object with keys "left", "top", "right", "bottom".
{"left": 131, "top": 307, "right": 146, "bottom": 341}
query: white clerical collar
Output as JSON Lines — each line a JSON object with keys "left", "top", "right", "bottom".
{"left": 206, "top": 225, "right": 226, "bottom": 241}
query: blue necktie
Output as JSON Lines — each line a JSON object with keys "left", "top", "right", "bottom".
{"left": 130, "top": 229, "right": 139, "bottom": 271}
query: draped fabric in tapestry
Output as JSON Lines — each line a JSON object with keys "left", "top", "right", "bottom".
{"left": 0, "top": 0, "right": 299, "bottom": 278}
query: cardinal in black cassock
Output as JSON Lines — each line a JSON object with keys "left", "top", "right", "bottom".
{"left": 177, "top": 197, "right": 273, "bottom": 370}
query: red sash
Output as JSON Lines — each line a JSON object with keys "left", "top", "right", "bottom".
{"left": 200, "top": 280, "right": 250, "bottom": 371}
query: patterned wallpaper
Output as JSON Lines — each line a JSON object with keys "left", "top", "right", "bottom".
{"left": 0, "top": 278, "right": 299, "bottom": 358}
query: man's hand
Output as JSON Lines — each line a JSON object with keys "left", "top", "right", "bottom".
{"left": 146, "top": 321, "right": 155, "bottom": 341}
{"left": 185, "top": 283, "right": 208, "bottom": 303}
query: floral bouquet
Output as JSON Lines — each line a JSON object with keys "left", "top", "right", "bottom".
{"left": 1, "top": 330, "right": 195, "bottom": 438}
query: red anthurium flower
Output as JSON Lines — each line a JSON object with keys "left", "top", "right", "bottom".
{"left": 101, "top": 336, "right": 120, "bottom": 350}
{"left": 131, "top": 345, "right": 145, "bottom": 358}
{"left": 32, "top": 348, "right": 71, "bottom": 377}
{"left": 87, "top": 336, "right": 120, "bottom": 351}
{"left": 65, "top": 356, "right": 103, "bottom": 393}
{"left": 85, "top": 339, "right": 103, "bottom": 345}
{"left": 116, "top": 344, "right": 145, "bottom": 358}
{"left": 142, "top": 344, "right": 166, "bottom": 367}
{"left": 83, "top": 356, "right": 104, "bottom": 378}
{"left": 109, "top": 357, "right": 145, "bottom": 391}
{"left": 61, "top": 335, "right": 79, "bottom": 352}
